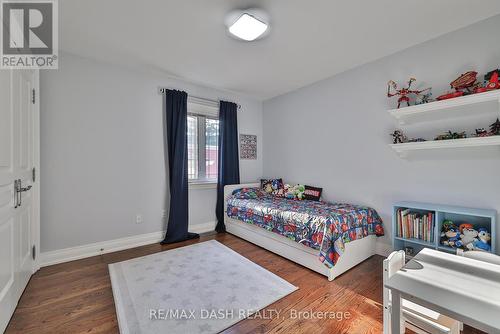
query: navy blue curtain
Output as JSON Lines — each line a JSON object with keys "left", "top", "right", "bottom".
{"left": 215, "top": 101, "right": 240, "bottom": 232}
{"left": 161, "top": 90, "right": 199, "bottom": 244}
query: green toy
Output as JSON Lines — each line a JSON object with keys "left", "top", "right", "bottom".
{"left": 285, "top": 184, "right": 306, "bottom": 200}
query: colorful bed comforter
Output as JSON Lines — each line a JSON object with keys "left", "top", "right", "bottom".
{"left": 226, "top": 188, "right": 384, "bottom": 268}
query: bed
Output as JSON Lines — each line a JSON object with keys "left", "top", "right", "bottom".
{"left": 224, "top": 183, "right": 384, "bottom": 281}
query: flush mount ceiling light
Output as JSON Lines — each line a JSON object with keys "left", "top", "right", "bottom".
{"left": 226, "top": 9, "right": 269, "bottom": 41}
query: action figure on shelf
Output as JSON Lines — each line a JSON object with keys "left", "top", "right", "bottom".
{"left": 437, "top": 71, "right": 479, "bottom": 100}
{"left": 387, "top": 78, "right": 431, "bottom": 108}
{"left": 474, "top": 128, "right": 489, "bottom": 137}
{"left": 390, "top": 130, "right": 407, "bottom": 144}
{"left": 484, "top": 69, "right": 500, "bottom": 91}
{"left": 407, "top": 138, "right": 427, "bottom": 143}
{"left": 415, "top": 89, "right": 433, "bottom": 105}
{"left": 490, "top": 118, "right": 500, "bottom": 136}
{"left": 435, "top": 131, "right": 467, "bottom": 141}
{"left": 451, "top": 71, "right": 480, "bottom": 93}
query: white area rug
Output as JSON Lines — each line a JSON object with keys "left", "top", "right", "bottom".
{"left": 109, "top": 240, "right": 298, "bottom": 334}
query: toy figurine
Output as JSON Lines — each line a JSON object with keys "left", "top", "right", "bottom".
{"left": 442, "top": 227, "right": 461, "bottom": 248}
{"left": 484, "top": 69, "right": 500, "bottom": 91}
{"left": 436, "top": 91, "right": 464, "bottom": 101}
{"left": 441, "top": 220, "right": 459, "bottom": 247}
{"left": 437, "top": 71, "right": 479, "bottom": 100}
{"left": 474, "top": 128, "right": 489, "bottom": 137}
{"left": 435, "top": 130, "right": 467, "bottom": 141}
{"left": 460, "top": 227, "right": 479, "bottom": 250}
{"left": 415, "top": 89, "right": 433, "bottom": 105}
{"left": 459, "top": 223, "right": 474, "bottom": 233}
{"left": 451, "top": 71, "right": 479, "bottom": 94}
{"left": 489, "top": 118, "right": 500, "bottom": 136}
{"left": 387, "top": 78, "right": 431, "bottom": 108}
{"left": 473, "top": 228, "right": 491, "bottom": 252}
{"left": 390, "top": 130, "right": 407, "bottom": 144}
{"left": 407, "top": 138, "right": 427, "bottom": 143}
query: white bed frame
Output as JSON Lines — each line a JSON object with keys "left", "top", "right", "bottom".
{"left": 224, "top": 183, "right": 377, "bottom": 281}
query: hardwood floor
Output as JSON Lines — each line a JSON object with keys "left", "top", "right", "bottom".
{"left": 5, "top": 233, "right": 481, "bottom": 333}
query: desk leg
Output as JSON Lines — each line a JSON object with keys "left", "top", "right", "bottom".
{"left": 391, "top": 290, "right": 402, "bottom": 334}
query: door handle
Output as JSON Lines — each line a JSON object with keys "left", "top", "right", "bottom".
{"left": 14, "top": 180, "right": 19, "bottom": 208}
{"left": 19, "top": 184, "right": 32, "bottom": 192}
{"left": 14, "top": 179, "right": 32, "bottom": 208}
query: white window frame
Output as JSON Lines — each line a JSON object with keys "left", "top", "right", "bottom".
{"left": 187, "top": 100, "right": 219, "bottom": 187}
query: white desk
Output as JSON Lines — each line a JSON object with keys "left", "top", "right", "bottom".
{"left": 385, "top": 248, "right": 500, "bottom": 334}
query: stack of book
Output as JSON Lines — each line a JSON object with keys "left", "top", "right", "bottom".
{"left": 396, "top": 208, "right": 435, "bottom": 242}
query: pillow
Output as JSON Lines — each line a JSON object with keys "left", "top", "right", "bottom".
{"left": 304, "top": 185, "right": 322, "bottom": 201}
{"left": 260, "top": 178, "right": 284, "bottom": 194}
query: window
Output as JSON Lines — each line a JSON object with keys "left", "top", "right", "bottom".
{"left": 187, "top": 102, "right": 219, "bottom": 183}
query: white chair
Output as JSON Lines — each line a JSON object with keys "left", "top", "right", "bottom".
{"left": 383, "top": 251, "right": 461, "bottom": 334}
{"left": 456, "top": 249, "right": 500, "bottom": 265}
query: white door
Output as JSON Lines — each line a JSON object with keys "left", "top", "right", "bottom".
{"left": 0, "top": 69, "right": 40, "bottom": 332}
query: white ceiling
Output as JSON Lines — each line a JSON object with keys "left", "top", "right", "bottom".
{"left": 60, "top": 1, "right": 500, "bottom": 100}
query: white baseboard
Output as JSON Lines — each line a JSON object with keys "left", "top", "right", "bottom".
{"left": 40, "top": 221, "right": 217, "bottom": 267}
{"left": 375, "top": 241, "right": 393, "bottom": 257}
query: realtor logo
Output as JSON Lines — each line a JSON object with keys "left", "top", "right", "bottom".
{"left": 1, "top": 0, "right": 58, "bottom": 69}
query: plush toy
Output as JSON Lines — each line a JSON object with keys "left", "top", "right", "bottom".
{"left": 273, "top": 184, "right": 289, "bottom": 197}
{"left": 459, "top": 223, "right": 473, "bottom": 234}
{"left": 284, "top": 184, "right": 305, "bottom": 200}
{"left": 460, "top": 227, "right": 479, "bottom": 250}
{"left": 264, "top": 183, "right": 273, "bottom": 193}
{"left": 441, "top": 220, "right": 459, "bottom": 246}
{"left": 442, "top": 227, "right": 461, "bottom": 247}
{"left": 473, "top": 228, "right": 491, "bottom": 252}
{"left": 294, "top": 184, "right": 305, "bottom": 200}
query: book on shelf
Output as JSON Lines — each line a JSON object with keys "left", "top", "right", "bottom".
{"left": 396, "top": 208, "right": 435, "bottom": 242}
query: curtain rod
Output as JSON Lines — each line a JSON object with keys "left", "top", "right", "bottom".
{"left": 158, "top": 87, "right": 241, "bottom": 109}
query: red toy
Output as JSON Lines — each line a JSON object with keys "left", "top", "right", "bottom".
{"left": 437, "top": 71, "right": 479, "bottom": 100}
{"left": 484, "top": 69, "right": 500, "bottom": 91}
{"left": 387, "top": 78, "right": 430, "bottom": 108}
{"left": 451, "top": 71, "right": 478, "bottom": 92}
{"left": 436, "top": 91, "right": 464, "bottom": 101}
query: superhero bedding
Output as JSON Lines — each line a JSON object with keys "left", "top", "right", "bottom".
{"left": 226, "top": 187, "right": 384, "bottom": 268}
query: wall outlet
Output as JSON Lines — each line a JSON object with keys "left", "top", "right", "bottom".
{"left": 161, "top": 210, "right": 166, "bottom": 219}
{"left": 136, "top": 214, "right": 143, "bottom": 224}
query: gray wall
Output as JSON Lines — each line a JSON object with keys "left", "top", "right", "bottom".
{"left": 41, "top": 52, "right": 263, "bottom": 252}
{"left": 263, "top": 15, "right": 500, "bottom": 252}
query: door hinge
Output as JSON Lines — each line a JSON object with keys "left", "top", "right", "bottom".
{"left": 32, "top": 167, "right": 36, "bottom": 182}
{"left": 32, "top": 245, "right": 36, "bottom": 260}
{"left": 32, "top": 88, "right": 35, "bottom": 104}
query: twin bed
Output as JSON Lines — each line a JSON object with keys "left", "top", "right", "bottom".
{"left": 224, "top": 183, "right": 385, "bottom": 281}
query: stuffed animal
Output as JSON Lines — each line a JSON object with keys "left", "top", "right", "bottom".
{"left": 441, "top": 220, "right": 459, "bottom": 247}
{"left": 473, "top": 228, "right": 491, "bottom": 252}
{"left": 442, "top": 227, "right": 461, "bottom": 247}
{"left": 459, "top": 223, "right": 473, "bottom": 234}
{"left": 460, "top": 227, "right": 479, "bottom": 250}
{"left": 285, "top": 184, "right": 305, "bottom": 200}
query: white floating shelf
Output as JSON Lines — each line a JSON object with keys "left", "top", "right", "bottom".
{"left": 390, "top": 136, "right": 500, "bottom": 158}
{"left": 388, "top": 90, "right": 500, "bottom": 125}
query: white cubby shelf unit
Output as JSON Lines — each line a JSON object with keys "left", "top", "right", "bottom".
{"left": 388, "top": 90, "right": 500, "bottom": 158}
{"left": 392, "top": 201, "right": 496, "bottom": 256}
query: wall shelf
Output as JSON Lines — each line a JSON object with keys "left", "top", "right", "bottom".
{"left": 388, "top": 90, "right": 500, "bottom": 125}
{"left": 389, "top": 136, "right": 500, "bottom": 158}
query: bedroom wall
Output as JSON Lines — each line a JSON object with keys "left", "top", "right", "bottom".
{"left": 40, "top": 52, "right": 263, "bottom": 252}
{"left": 263, "top": 15, "right": 500, "bottom": 253}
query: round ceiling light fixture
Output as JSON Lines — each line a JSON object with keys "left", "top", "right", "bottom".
{"left": 225, "top": 8, "right": 270, "bottom": 42}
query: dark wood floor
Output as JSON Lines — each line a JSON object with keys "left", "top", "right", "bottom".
{"left": 6, "top": 233, "right": 481, "bottom": 333}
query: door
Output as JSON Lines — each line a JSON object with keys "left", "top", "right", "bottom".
{"left": 0, "top": 69, "right": 40, "bottom": 332}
